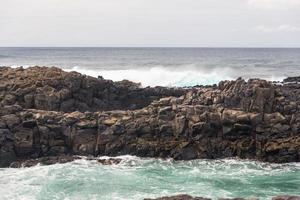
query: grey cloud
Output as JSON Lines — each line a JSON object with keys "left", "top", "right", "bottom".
{"left": 0, "top": 0, "right": 299, "bottom": 47}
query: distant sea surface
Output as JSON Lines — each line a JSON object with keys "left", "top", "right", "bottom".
{"left": 1, "top": 47, "right": 300, "bottom": 87}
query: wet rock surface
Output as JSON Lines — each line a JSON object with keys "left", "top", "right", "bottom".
{"left": 1, "top": 66, "right": 300, "bottom": 167}
{"left": 144, "top": 194, "right": 211, "bottom": 200}
{"left": 272, "top": 196, "right": 300, "bottom": 200}
{"left": 9, "top": 155, "right": 122, "bottom": 168}
{"left": 145, "top": 195, "right": 300, "bottom": 200}
{"left": 9, "top": 155, "right": 78, "bottom": 168}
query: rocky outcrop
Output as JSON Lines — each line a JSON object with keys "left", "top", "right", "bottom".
{"left": 0, "top": 66, "right": 184, "bottom": 112}
{"left": 283, "top": 76, "right": 300, "bottom": 83}
{"left": 0, "top": 67, "right": 300, "bottom": 167}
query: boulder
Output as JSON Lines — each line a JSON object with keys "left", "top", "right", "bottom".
{"left": 1, "top": 114, "right": 21, "bottom": 129}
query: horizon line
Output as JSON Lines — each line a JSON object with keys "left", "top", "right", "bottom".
{"left": 1, "top": 46, "right": 300, "bottom": 49}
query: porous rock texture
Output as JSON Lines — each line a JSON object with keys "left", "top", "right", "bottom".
{"left": 0, "top": 66, "right": 300, "bottom": 167}
{"left": 0, "top": 66, "right": 184, "bottom": 112}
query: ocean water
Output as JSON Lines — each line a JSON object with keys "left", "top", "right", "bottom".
{"left": 1, "top": 48, "right": 300, "bottom": 199}
{"left": 1, "top": 47, "right": 300, "bottom": 87}
{"left": 0, "top": 156, "right": 299, "bottom": 200}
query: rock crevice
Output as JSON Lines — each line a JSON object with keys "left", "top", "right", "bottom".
{"left": 0, "top": 67, "right": 300, "bottom": 167}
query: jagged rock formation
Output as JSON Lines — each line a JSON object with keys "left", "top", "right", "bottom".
{"left": 0, "top": 66, "right": 184, "bottom": 112}
{"left": 0, "top": 66, "right": 300, "bottom": 167}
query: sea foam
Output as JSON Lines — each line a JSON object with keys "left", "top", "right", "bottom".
{"left": 8, "top": 65, "right": 286, "bottom": 87}
{"left": 65, "top": 66, "right": 235, "bottom": 87}
{"left": 0, "top": 157, "right": 299, "bottom": 200}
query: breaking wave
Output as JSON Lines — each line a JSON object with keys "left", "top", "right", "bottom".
{"left": 64, "top": 66, "right": 234, "bottom": 87}
{"left": 2, "top": 47, "right": 299, "bottom": 87}
{"left": 7, "top": 64, "right": 287, "bottom": 87}
{"left": 65, "top": 66, "right": 287, "bottom": 87}
{"left": 0, "top": 156, "right": 299, "bottom": 200}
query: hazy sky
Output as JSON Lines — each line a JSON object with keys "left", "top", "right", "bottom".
{"left": 0, "top": 0, "right": 300, "bottom": 47}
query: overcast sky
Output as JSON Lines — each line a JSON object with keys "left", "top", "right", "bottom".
{"left": 0, "top": 0, "right": 300, "bottom": 47}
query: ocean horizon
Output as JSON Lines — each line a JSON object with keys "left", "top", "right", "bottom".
{"left": 1, "top": 47, "right": 300, "bottom": 87}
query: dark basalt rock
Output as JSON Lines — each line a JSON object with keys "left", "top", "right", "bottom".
{"left": 144, "top": 194, "right": 211, "bottom": 200}
{"left": 219, "top": 199, "right": 249, "bottom": 200}
{"left": 0, "top": 66, "right": 185, "bottom": 112}
{"left": 9, "top": 155, "right": 78, "bottom": 168}
{"left": 9, "top": 155, "right": 123, "bottom": 168}
{"left": 272, "top": 196, "right": 300, "bottom": 200}
{"left": 283, "top": 76, "right": 300, "bottom": 83}
{"left": 97, "top": 158, "right": 122, "bottom": 165}
{"left": 1, "top": 66, "right": 300, "bottom": 167}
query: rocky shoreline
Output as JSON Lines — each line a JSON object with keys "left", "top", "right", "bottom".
{"left": 0, "top": 66, "right": 300, "bottom": 167}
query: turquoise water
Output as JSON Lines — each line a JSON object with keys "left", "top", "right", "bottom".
{"left": 0, "top": 156, "right": 299, "bottom": 200}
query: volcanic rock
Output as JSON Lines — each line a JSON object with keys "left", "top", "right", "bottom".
{"left": 1, "top": 66, "right": 300, "bottom": 167}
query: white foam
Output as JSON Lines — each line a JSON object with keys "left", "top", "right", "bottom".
{"left": 0, "top": 157, "right": 299, "bottom": 200}
{"left": 64, "top": 66, "right": 235, "bottom": 87}
{"left": 5, "top": 64, "right": 287, "bottom": 87}
{"left": 9, "top": 65, "right": 31, "bottom": 69}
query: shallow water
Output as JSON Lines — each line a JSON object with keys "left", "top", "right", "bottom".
{"left": 0, "top": 156, "right": 299, "bottom": 200}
